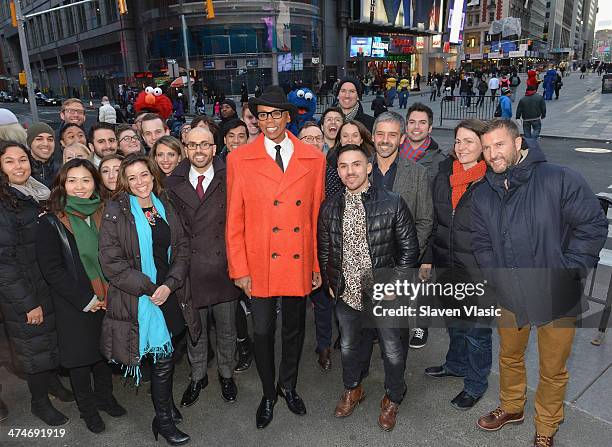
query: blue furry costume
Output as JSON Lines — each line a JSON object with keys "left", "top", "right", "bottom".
{"left": 543, "top": 69, "right": 557, "bottom": 100}
{"left": 287, "top": 88, "right": 317, "bottom": 135}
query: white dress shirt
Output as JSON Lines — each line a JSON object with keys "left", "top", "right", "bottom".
{"left": 263, "top": 133, "right": 294, "bottom": 170}
{"left": 189, "top": 163, "right": 215, "bottom": 194}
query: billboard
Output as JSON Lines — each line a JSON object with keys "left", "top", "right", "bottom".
{"left": 359, "top": 0, "right": 444, "bottom": 33}
{"left": 349, "top": 36, "right": 373, "bottom": 57}
{"left": 447, "top": 0, "right": 467, "bottom": 44}
{"left": 371, "top": 36, "right": 390, "bottom": 58}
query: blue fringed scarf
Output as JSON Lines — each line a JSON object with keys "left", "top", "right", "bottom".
{"left": 125, "top": 193, "right": 173, "bottom": 384}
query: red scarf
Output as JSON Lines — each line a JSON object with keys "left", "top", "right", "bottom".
{"left": 450, "top": 159, "right": 487, "bottom": 209}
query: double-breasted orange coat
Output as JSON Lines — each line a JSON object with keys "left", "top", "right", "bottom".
{"left": 225, "top": 132, "right": 326, "bottom": 298}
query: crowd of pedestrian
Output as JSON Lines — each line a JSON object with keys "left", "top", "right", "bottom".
{"left": 0, "top": 74, "right": 608, "bottom": 447}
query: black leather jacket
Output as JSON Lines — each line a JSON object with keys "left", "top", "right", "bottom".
{"left": 317, "top": 185, "right": 419, "bottom": 299}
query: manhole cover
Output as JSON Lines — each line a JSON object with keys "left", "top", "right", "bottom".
{"left": 574, "top": 147, "right": 612, "bottom": 153}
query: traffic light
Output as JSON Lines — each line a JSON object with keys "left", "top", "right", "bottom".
{"left": 10, "top": 1, "right": 17, "bottom": 27}
{"left": 118, "top": 0, "right": 128, "bottom": 15}
{"left": 205, "top": 0, "right": 215, "bottom": 19}
{"left": 19, "top": 71, "right": 27, "bottom": 86}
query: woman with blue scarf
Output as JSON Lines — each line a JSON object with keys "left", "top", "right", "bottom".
{"left": 99, "top": 153, "right": 201, "bottom": 446}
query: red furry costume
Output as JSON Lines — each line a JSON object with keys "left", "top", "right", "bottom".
{"left": 134, "top": 86, "right": 173, "bottom": 120}
{"left": 527, "top": 70, "right": 541, "bottom": 91}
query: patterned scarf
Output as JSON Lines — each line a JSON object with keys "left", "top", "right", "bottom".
{"left": 344, "top": 103, "right": 360, "bottom": 121}
{"left": 450, "top": 159, "right": 487, "bottom": 209}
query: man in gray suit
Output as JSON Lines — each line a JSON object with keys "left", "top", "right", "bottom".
{"left": 359, "top": 111, "right": 434, "bottom": 375}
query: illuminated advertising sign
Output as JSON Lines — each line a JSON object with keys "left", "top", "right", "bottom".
{"left": 359, "top": 0, "right": 444, "bottom": 33}
{"left": 447, "top": 0, "right": 467, "bottom": 44}
{"left": 432, "top": 34, "right": 442, "bottom": 48}
{"left": 416, "top": 36, "right": 425, "bottom": 51}
{"left": 389, "top": 36, "right": 416, "bottom": 55}
{"left": 371, "top": 36, "right": 390, "bottom": 58}
{"left": 349, "top": 36, "right": 373, "bottom": 57}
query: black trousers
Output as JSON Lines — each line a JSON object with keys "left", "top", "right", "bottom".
{"left": 251, "top": 296, "right": 306, "bottom": 399}
{"left": 69, "top": 360, "right": 113, "bottom": 416}
{"left": 26, "top": 370, "right": 53, "bottom": 401}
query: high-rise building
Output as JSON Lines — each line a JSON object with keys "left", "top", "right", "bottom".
{"left": 0, "top": 1, "right": 323, "bottom": 96}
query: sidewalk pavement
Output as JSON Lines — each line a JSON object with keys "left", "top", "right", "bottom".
{"left": 352, "top": 72, "right": 612, "bottom": 142}
{"left": 1, "top": 304, "right": 611, "bottom": 446}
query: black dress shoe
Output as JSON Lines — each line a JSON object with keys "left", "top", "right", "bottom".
{"left": 219, "top": 375, "right": 237, "bottom": 403}
{"left": 424, "top": 366, "right": 465, "bottom": 378}
{"left": 450, "top": 390, "right": 481, "bottom": 410}
{"left": 179, "top": 376, "right": 208, "bottom": 407}
{"left": 234, "top": 338, "right": 252, "bottom": 373}
{"left": 256, "top": 396, "right": 277, "bottom": 429}
{"left": 277, "top": 384, "right": 306, "bottom": 415}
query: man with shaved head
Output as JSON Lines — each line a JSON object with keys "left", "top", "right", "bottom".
{"left": 165, "top": 126, "right": 242, "bottom": 408}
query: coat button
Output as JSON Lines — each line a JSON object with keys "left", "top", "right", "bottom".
{"left": 293, "top": 254, "right": 300, "bottom": 259}
{"left": 274, "top": 200, "right": 280, "bottom": 206}
{"left": 296, "top": 200, "right": 302, "bottom": 206}
{"left": 271, "top": 253, "right": 279, "bottom": 259}
{"left": 192, "top": 249, "right": 197, "bottom": 254}
{"left": 293, "top": 227, "right": 300, "bottom": 232}
{"left": 272, "top": 227, "right": 280, "bottom": 233}
{"left": 216, "top": 251, "right": 221, "bottom": 256}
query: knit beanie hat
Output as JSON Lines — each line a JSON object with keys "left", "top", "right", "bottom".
{"left": 27, "top": 122, "right": 55, "bottom": 148}
{"left": 337, "top": 78, "right": 362, "bottom": 99}
{"left": 0, "top": 108, "right": 18, "bottom": 126}
{"left": 221, "top": 99, "right": 237, "bottom": 112}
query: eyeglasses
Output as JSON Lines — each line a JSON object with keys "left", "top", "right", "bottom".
{"left": 256, "top": 109, "right": 285, "bottom": 121}
{"left": 186, "top": 141, "right": 214, "bottom": 151}
{"left": 63, "top": 108, "right": 85, "bottom": 115}
{"left": 120, "top": 135, "right": 140, "bottom": 143}
{"left": 300, "top": 135, "right": 324, "bottom": 144}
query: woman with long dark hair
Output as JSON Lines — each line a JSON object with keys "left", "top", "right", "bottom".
{"left": 98, "top": 153, "right": 200, "bottom": 445}
{"left": 0, "top": 140, "right": 70, "bottom": 426}
{"left": 36, "top": 159, "right": 126, "bottom": 433}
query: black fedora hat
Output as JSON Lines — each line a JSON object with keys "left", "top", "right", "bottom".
{"left": 248, "top": 85, "right": 297, "bottom": 121}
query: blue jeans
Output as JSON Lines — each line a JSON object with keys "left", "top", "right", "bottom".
{"left": 523, "top": 120, "right": 542, "bottom": 139}
{"left": 444, "top": 326, "right": 492, "bottom": 399}
{"left": 387, "top": 88, "right": 397, "bottom": 106}
{"left": 311, "top": 287, "right": 333, "bottom": 353}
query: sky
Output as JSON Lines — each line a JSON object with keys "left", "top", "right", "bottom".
{"left": 596, "top": 1, "right": 612, "bottom": 30}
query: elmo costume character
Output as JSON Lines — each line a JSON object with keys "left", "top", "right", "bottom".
{"left": 134, "top": 86, "right": 173, "bottom": 120}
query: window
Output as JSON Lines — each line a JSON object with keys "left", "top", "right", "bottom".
{"left": 45, "top": 14, "right": 55, "bottom": 43}
{"left": 90, "top": 1, "right": 102, "bottom": 28}
{"left": 65, "top": 1, "right": 75, "bottom": 36}
{"left": 54, "top": 11, "right": 64, "bottom": 39}
{"left": 104, "top": 0, "right": 118, "bottom": 24}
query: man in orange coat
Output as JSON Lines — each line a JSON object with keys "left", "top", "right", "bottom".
{"left": 226, "top": 86, "right": 326, "bottom": 429}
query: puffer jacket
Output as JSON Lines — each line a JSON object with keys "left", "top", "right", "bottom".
{"left": 317, "top": 185, "right": 419, "bottom": 299}
{"left": 98, "top": 192, "right": 201, "bottom": 367}
{"left": 471, "top": 140, "right": 608, "bottom": 326}
{"left": 0, "top": 189, "right": 58, "bottom": 374}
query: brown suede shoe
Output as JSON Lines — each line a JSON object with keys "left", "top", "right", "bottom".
{"left": 334, "top": 385, "right": 365, "bottom": 418}
{"left": 318, "top": 348, "right": 332, "bottom": 371}
{"left": 533, "top": 433, "right": 554, "bottom": 447}
{"left": 477, "top": 407, "right": 524, "bottom": 431}
{"left": 378, "top": 395, "right": 400, "bottom": 431}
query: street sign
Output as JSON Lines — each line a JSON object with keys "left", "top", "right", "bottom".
{"left": 312, "top": 57, "right": 320, "bottom": 65}
{"left": 167, "top": 59, "right": 180, "bottom": 78}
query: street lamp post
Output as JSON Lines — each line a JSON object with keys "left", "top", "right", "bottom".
{"left": 179, "top": 0, "right": 195, "bottom": 115}
{"left": 13, "top": 0, "right": 39, "bottom": 122}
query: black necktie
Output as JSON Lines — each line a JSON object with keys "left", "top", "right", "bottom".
{"left": 274, "top": 144, "right": 284, "bottom": 172}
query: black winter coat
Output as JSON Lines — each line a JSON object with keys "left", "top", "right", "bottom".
{"left": 317, "top": 185, "right": 420, "bottom": 299}
{"left": 353, "top": 103, "right": 375, "bottom": 132}
{"left": 426, "top": 158, "right": 495, "bottom": 321}
{"left": 0, "top": 189, "right": 58, "bottom": 374}
{"left": 98, "top": 192, "right": 201, "bottom": 367}
{"left": 36, "top": 213, "right": 104, "bottom": 368}
{"left": 165, "top": 159, "right": 241, "bottom": 308}
{"left": 472, "top": 141, "right": 608, "bottom": 326}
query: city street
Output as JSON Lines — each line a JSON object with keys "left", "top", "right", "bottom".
{"left": 1, "top": 73, "right": 612, "bottom": 447}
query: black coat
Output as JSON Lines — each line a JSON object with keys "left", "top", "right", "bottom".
{"left": 317, "top": 185, "right": 420, "bottom": 299}
{"left": 472, "top": 141, "right": 608, "bottom": 326}
{"left": 353, "top": 103, "right": 375, "bottom": 132}
{"left": 36, "top": 213, "right": 104, "bottom": 368}
{"left": 165, "top": 159, "right": 241, "bottom": 308}
{"left": 0, "top": 189, "right": 58, "bottom": 374}
{"left": 426, "top": 158, "right": 495, "bottom": 320}
{"left": 98, "top": 192, "right": 201, "bottom": 367}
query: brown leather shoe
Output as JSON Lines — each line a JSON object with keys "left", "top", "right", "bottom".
{"left": 477, "top": 407, "right": 524, "bottom": 431}
{"left": 378, "top": 395, "right": 399, "bottom": 431}
{"left": 318, "top": 348, "right": 332, "bottom": 371}
{"left": 334, "top": 386, "right": 365, "bottom": 418}
{"left": 533, "top": 433, "right": 554, "bottom": 447}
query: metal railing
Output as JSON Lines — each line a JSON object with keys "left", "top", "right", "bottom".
{"left": 439, "top": 94, "right": 501, "bottom": 126}
{"left": 316, "top": 94, "right": 338, "bottom": 114}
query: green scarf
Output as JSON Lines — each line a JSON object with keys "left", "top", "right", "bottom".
{"left": 65, "top": 194, "right": 107, "bottom": 299}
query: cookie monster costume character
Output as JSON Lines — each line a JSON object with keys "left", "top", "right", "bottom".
{"left": 134, "top": 86, "right": 174, "bottom": 120}
{"left": 287, "top": 88, "right": 317, "bottom": 135}
{"left": 542, "top": 68, "right": 557, "bottom": 100}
